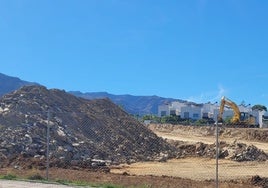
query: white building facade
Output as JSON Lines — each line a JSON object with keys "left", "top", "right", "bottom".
{"left": 158, "top": 101, "right": 266, "bottom": 127}
{"left": 158, "top": 101, "right": 206, "bottom": 120}
{"left": 180, "top": 105, "right": 202, "bottom": 120}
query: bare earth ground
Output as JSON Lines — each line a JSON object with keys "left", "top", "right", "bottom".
{"left": 149, "top": 124, "right": 268, "bottom": 153}
{"left": 112, "top": 158, "right": 268, "bottom": 181}
{"left": 1, "top": 124, "right": 268, "bottom": 188}
{"left": 0, "top": 167, "right": 256, "bottom": 188}
{"left": 110, "top": 124, "right": 268, "bottom": 187}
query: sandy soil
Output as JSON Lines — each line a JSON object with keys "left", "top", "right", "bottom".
{"left": 149, "top": 124, "right": 268, "bottom": 153}
{"left": 111, "top": 158, "right": 268, "bottom": 181}
{"left": 155, "top": 130, "right": 268, "bottom": 153}
{"left": 110, "top": 124, "right": 268, "bottom": 187}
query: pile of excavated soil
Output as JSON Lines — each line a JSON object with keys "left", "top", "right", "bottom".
{"left": 148, "top": 124, "right": 268, "bottom": 162}
{"left": 168, "top": 140, "right": 268, "bottom": 162}
{"left": 250, "top": 175, "right": 268, "bottom": 188}
{"left": 0, "top": 86, "right": 175, "bottom": 169}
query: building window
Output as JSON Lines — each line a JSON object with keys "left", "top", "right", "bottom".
{"left": 202, "top": 113, "right": 208, "bottom": 119}
{"left": 184, "top": 112, "right": 189, "bottom": 119}
{"left": 193, "top": 113, "right": 199, "bottom": 118}
{"left": 161, "top": 111, "right": 167, "bottom": 116}
{"left": 170, "top": 110, "right": 176, "bottom": 115}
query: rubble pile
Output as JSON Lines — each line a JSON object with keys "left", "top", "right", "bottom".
{"left": 168, "top": 140, "right": 268, "bottom": 162}
{"left": 250, "top": 175, "right": 268, "bottom": 188}
{"left": 0, "top": 86, "right": 175, "bottom": 169}
{"left": 228, "top": 142, "right": 268, "bottom": 162}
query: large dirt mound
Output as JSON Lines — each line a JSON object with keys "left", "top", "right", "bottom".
{"left": 0, "top": 86, "right": 175, "bottom": 169}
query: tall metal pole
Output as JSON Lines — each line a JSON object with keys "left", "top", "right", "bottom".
{"left": 46, "top": 110, "right": 50, "bottom": 181}
{"left": 215, "top": 120, "right": 219, "bottom": 188}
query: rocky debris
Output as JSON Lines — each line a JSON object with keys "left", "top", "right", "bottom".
{"left": 168, "top": 140, "right": 268, "bottom": 162}
{"left": 0, "top": 85, "right": 175, "bottom": 169}
{"left": 250, "top": 175, "right": 268, "bottom": 188}
{"left": 227, "top": 142, "right": 268, "bottom": 162}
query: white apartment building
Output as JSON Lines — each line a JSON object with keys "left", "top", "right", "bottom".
{"left": 202, "top": 102, "right": 219, "bottom": 119}
{"left": 262, "top": 112, "right": 268, "bottom": 128}
{"left": 158, "top": 101, "right": 203, "bottom": 120}
{"left": 158, "top": 101, "right": 186, "bottom": 117}
{"left": 158, "top": 103, "right": 170, "bottom": 117}
{"left": 252, "top": 110, "right": 268, "bottom": 128}
{"left": 158, "top": 101, "right": 267, "bottom": 127}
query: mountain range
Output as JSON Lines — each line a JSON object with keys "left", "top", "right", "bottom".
{"left": 0, "top": 73, "right": 184, "bottom": 115}
{"left": 69, "top": 91, "right": 184, "bottom": 115}
{"left": 0, "top": 73, "right": 38, "bottom": 96}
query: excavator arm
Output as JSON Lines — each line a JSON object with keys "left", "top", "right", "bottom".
{"left": 218, "top": 96, "right": 258, "bottom": 127}
{"left": 218, "top": 96, "right": 241, "bottom": 124}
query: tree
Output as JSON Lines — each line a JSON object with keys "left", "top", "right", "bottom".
{"left": 142, "top": 115, "right": 161, "bottom": 123}
{"left": 160, "top": 115, "right": 182, "bottom": 124}
{"left": 252, "top": 104, "right": 267, "bottom": 112}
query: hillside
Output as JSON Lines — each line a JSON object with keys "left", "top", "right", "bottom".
{"left": 0, "top": 73, "right": 38, "bottom": 97}
{"left": 70, "top": 91, "right": 185, "bottom": 115}
{"left": 0, "top": 85, "right": 174, "bottom": 169}
{"left": 0, "top": 73, "right": 186, "bottom": 116}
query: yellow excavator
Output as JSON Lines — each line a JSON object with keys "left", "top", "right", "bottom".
{"left": 218, "top": 96, "right": 258, "bottom": 127}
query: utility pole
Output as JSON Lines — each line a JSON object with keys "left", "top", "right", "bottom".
{"left": 215, "top": 120, "right": 219, "bottom": 188}
{"left": 46, "top": 110, "right": 50, "bottom": 181}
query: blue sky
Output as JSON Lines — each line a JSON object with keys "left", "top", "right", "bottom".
{"left": 1, "top": 1, "right": 268, "bottom": 106}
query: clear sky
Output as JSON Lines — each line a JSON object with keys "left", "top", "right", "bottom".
{"left": 1, "top": 1, "right": 268, "bottom": 107}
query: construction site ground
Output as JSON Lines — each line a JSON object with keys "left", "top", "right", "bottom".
{"left": 1, "top": 124, "right": 268, "bottom": 188}
{"left": 111, "top": 124, "right": 268, "bottom": 187}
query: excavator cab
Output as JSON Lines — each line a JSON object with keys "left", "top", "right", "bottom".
{"left": 240, "top": 112, "right": 249, "bottom": 121}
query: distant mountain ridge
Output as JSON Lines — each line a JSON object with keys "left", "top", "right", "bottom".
{"left": 0, "top": 72, "right": 185, "bottom": 115}
{"left": 0, "top": 73, "right": 38, "bottom": 96}
{"left": 69, "top": 91, "right": 185, "bottom": 115}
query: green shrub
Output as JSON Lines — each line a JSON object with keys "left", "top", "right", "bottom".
{"left": 28, "top": 174, "right": 44, "bottom": 180}
{"left": 2, "top": 174, "right": 17, "bottom": 180}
